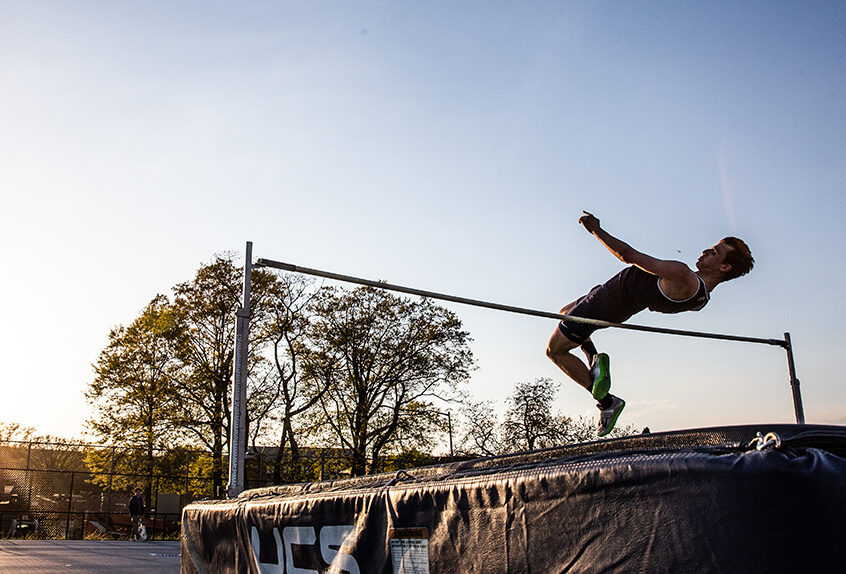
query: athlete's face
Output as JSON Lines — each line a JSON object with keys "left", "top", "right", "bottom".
{"left": 696, "top": 242, "right": 733, "bottom": 273}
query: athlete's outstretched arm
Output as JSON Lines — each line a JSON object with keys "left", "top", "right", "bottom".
{"left": 578, "top": 211, "right": 640, "bottom": 263}
{"left": 579, "top": 211, "right": 696, "bottom": 286}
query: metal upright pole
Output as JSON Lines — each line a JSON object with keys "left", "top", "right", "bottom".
{"left": 227, "top": 241, "right": 252, "bottom": 499}
{"left": 784, "top": 332, "right": 805, "bottom": 424}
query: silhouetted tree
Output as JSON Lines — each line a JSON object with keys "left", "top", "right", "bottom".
{"left": 305, "top": 286, "right": 473, "bottom": 476}
{"left": 460, "top": 378, "right": 637, "bottom": 456}
{"left": 256, "top": 273, "right": 329, "bottom": 482}
{"left": 457, "top": 400, "right": 502, "bottom": 457}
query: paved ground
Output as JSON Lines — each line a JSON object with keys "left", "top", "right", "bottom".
{"left": 0, "top": 540, "right": 182, "bottom": 573}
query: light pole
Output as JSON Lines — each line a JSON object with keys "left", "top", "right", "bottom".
{"left": 429, "top": 409, "right": 454, "bottom": 459}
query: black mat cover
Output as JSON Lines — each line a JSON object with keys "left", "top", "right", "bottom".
{"left": 181, "top": 424, "right": 846, "bottom": 573}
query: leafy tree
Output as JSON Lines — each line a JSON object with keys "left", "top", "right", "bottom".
{"left": 83, "top": 252, "right": 292, "bottom": 497}
{"left": 169, "top": 254, "right": 277, "bottom": 496}
{"left": 501, "top": 377, "right": 570, "bottom": 451}
{"left": 85, "top": 294, "right": 184, "bottom": 498}
{"left": 305, "top": 286, "right": 473, "bottom": 476}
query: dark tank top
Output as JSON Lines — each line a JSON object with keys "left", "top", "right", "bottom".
{"left": 581, "top": 266, "right": 710, "bottom": 324}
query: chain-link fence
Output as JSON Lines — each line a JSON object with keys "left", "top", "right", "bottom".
{"left": 0, "top": 440, "right": 363, "bottom": 540}
{"left": 242, "top": 445, "right": 358, "bottom": 488}
{"left": 0, "top": 440, "right": 215, "bottom": 540}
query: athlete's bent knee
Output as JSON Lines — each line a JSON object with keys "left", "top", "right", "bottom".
{"left": 546, "top": 333, "right": 569, "bottom": 361}
{"left": 548, "top": 327, "right": 578, "bottom": 361}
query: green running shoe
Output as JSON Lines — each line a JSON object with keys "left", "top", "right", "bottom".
{"left": 597, "top": 394, "right": 625, "bottom": 437}
{"left": 590, "top": 353, "right": 611, "bottom": 400}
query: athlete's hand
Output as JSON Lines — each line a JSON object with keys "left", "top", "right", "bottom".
{"left": 579, "top": 211, "right": 601, "bottom": 233}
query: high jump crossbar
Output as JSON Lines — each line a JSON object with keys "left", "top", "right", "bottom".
{"left": 253, "top": 258, "right": 805, "bottom": 424}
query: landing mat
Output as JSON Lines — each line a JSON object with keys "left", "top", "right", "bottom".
{"left": 181, "top": 424, "right": 846, "bottom": 573}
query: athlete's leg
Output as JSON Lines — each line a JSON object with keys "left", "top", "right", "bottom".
{"left": 548, "top": 315, "right": 622, "bottom": 436}
{"left": 580, "top": 339, "right": 598, "bottom": 363}
{"left": 546, "top": 327, "right": 592, "bottom": 392}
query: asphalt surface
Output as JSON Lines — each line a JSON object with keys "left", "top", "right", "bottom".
{"left": 0, "top": 540, "right": 182, "bottom": 573}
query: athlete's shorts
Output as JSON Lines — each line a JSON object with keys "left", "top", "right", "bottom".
{"left": 557, "top": 283, "right": 628, "bottom": 345}
{"left": 557, "top": 293, "right": 603, "bottom": 345}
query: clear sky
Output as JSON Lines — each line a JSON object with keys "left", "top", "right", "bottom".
{"left": 2, "top": 1, "right": 845, "bottom": 440}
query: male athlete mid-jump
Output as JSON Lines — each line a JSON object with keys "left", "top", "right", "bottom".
{"left": 546, "top": 211, "right": 754, "bottom": 436}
